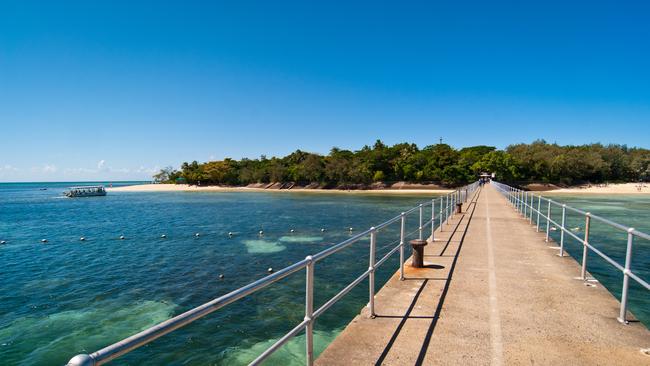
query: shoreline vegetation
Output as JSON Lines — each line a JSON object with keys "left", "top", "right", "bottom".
{"left": 109, "top": 182, "right": 453, "bottom": 194}
{"left": 147, "top": 140, "right": 650, "bottom": 194}
{"left": 109, "top": 182, "right": 650, "bottom": 194}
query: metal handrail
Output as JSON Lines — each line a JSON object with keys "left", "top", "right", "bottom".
{"left": 492, "top": 181, "right": 650, "bottom": 324}
{"left": 67, "top": 182, "right": 481, "bottom": 366}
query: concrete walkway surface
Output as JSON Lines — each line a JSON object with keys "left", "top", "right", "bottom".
{"left": 316, "top": 184, "right": 650, "bottom": 365}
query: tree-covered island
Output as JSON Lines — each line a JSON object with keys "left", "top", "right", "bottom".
{"left": 154, "top": 140, "right": 650, "bottom": 188}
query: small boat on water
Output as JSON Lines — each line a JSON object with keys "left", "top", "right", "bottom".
{"left": 65, "top": 186, "right": 107, "bottom": 198}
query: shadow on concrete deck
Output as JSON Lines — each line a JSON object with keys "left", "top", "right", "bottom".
{"left": 372, "top": 192, "right": 481, "bottom": 366}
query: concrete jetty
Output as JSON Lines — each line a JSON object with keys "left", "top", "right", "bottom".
{"left": 317, "top": 184, "right": 650, "bottom": 365}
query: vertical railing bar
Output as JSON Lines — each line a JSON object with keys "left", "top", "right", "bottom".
{"left": 559, "top": 204, "right": 566, "bottom": 257}
{"left": 368, "top": 227, "right": 376, "bottom": 318}
{"left": 515, "top": 189, "right": 519, "bottom": 211}
{"left": 529, "top": 193, "right": 534, "bottom": 224}
{"left": 524, "top": 191, "right": 527, "bottom": 218}
{"left": 305, "top": 256, "right": 314, "bottom": 366}
{"left": 536, "top": 195, "right": 541, "bottom": 232}
{"left": 430, "top": 199, "right": 435, "bottom": 241}
{"left": 451, "top": 192, "right": 455, "bottom": 219}
{"left": 618, "top": 229, "right": 634, "bottom": 324}
{"left": 445, "top": 195, "right": 449, "bottom": 225}
{"left": 399, "top": 214, "right": 405, "bottom": 281}
{"left": 581, "top": 214, "right": 591, "bottom": 281}
{"left": 545, "top": 200, "right": 551, "bottom": 242}
{"left": 418, "top": 204, "right": 423, "bottom": 240}
{"left": 445, "top": 194, "right": 451, "bottom": 225}
{"left": 439, "top": 197, "right": 443, "bottom": 232}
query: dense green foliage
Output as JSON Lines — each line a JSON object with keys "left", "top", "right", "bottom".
{"left": 154, "top": 140, "right": 650, "bottom": 187}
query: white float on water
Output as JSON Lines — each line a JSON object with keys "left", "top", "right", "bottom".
{"left": 0, "top": 240, "right": 6, "bottom": 245}
{"left": 119, "top": 235, "right": 125, "bottom": 240}
{"left": 290, "top": 229, "right": 295, "bottom": 233}
{"left": 259, "top": 230, "right": 264, "bottom": 235}
{"left": 228, "top": 232, "right": 233, "bottom": 237}
{"left": 161, "top": 234, "right": 167, "bottom": 239}
{"left": 41, "top": 239, "right": 48, "bottom": 243}
{"left": 321, "top": 228, "right": 326, "bottom": 232}
{"left": 219, "top": 274, "right": 225, "bottom": 279}
{"left": 80, "top": 237, "right": 86, "bottom": 241}
{"left": 195, "top": 233, "right": 200, "bottom": 237}
{"left": 349, "top": 227, "right": 353, "bottom": 231}
{"left": 267, "top": 267, "right": 273, "bottom": 273}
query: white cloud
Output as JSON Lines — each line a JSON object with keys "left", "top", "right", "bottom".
{"left": 136, "top": 165, "right": 158, "bottom": 174}
{"left": 0, "top": 164, "right": 18, "bottom": 172}
{"left": 42, "top": 164, "right": 58, "bottom": 173}
{"left": 97, "top": 160, "right": 106, "bottom": 170}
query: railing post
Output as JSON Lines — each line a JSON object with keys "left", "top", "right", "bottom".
{"left": 515, "top": 189, "right": 518, "bottom": 210}
{"left": 524, "top": 191, "right": 530, "bottom": 219}
{"left": 445, "top": 195, "right": 449, "bottom": 225}
{"left": 529, "top": 193, "right": 534, "bottom": 224}
{"left": 451, "top": 192, "right": 455, "bottom": 218}
{"left": 439, "top": 197, "right": 444, "bottom": 232}
{"left": 524, "top": 191, "right": 530, "bottom": 220}
{"left": 559, "top": 204, "right": 566, "bottom": 257}
{"left": 418, "top": 204, "right": 423, "bottom": 240}
{"left": 305, "top": 256, "right": 315, "bottom": 366}
{"left": 523, "top": 191, "right": 527, "bottom": 218}
{"left": 514, "top": 188, "right": 517, "bottom": 207}
{"left": 450, "top": 193, "right": 455, "bottom": 219}
{"left": 400, "top": 213, "right": 406, "bottom": 281}
{"left": 545, "top": 200, "right": 551, "bottom": 242}
{"left": 618, "top": 229, "right": 634, "bottom": 324}
{"left": 536, "top": 196, "right": 541, "bottom": 231}
{"left": 430, "top": 199, "right": 435, "bottom": 241}
{"left": 368, "top": 227, "right": 376, "bottom": 318}
{"left": 581, "top": 214, "right": 591, "bottom": 281}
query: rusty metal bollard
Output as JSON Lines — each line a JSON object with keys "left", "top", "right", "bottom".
{"left": 455, "top": 202, "right": 462, "bottom": 214}
{"left": 409, "top": 239, "right": 428, "bottom": 268}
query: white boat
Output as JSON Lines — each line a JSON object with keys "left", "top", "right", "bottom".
{"left": 65, "top": 186, "right": 107, "bottom": 198}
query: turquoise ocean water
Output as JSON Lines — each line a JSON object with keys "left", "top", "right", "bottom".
{"left": 0, "top": 182, "right": 431, "bottom": 365}
{"left": 0, "top": 183, "right": 648, "bottom": 365}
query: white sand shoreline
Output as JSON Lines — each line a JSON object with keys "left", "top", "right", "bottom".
{"left": 108, "top": 183, "right": 454, "bottom": 195}
{"left": 545, "top": 182, "right": 650, "bottom": 195}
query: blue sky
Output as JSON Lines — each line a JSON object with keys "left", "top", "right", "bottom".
{"left": 1, "top": 1, "right": 649, "bottom": 181}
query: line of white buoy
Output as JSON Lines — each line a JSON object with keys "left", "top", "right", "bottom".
{"left": 0, "top": 227, "right": 369, "bottom": 245}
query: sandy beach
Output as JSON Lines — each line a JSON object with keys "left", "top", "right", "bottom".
{"left": 547, "top": 182, "right": 650, "bottom": 195}
{"left": 108, "top": 183, "right": 453, "bottom": 195}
